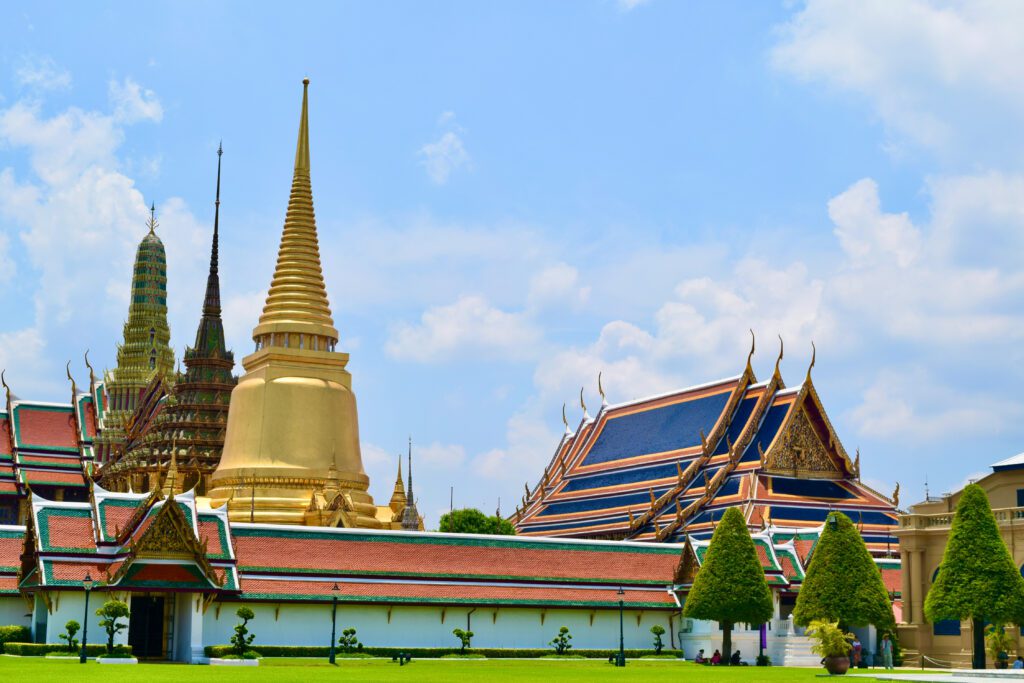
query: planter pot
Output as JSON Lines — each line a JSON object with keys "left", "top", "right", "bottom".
{"left": 98, "top": 658, "right": 138, "bottom": 664}
{"left": 822, "top": 655, "right": 850, "bottom": 675}
{"left": 209, "top": 658, "right": 260, "bottom": 666}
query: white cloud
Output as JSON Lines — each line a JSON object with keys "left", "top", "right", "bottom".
{"left": 109, "top": 78, "right": 163, "bottom": 124}
{"left": 617, "top": 0, "right": 649, "bottom": 11}
{"left": 527, "top": 263, "right": 590, "bottom": 310}
{"left": 772, "top": 1, "right": 1024, "bottom": 160}
{"left": 14, "top": 56, "right": 71, "bottom": 91}
{"left": 828, "top": 178, "right": 921, "bottom": 268}
{"left": 850, "top": 367, "right": 1023, "bottom": 442}
{"left": 386, "top": 295, "right": 542, "bottom": 362}
{"left": 418, "top": 112, "right": 471, "bottom": 185}
{"left": 419, "top": 441, "right": 466, "bottom": 468}
{"left": 419, "top": 131, "right": 470, "bottom": 185}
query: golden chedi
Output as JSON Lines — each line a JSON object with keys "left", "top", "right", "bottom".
{"left": 208, "top": 80, "right": 380, "bottom": 526}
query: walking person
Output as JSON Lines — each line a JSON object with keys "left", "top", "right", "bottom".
{"left": 851, "top": 636, "right": 862, "bottom": 667}
{"left": 881, "top": 634, "right": 894, "bottom": 670}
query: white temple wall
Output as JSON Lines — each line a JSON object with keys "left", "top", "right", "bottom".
{"left": 203, "top": 602, "right": 675, "bottom": 651}
{"left": 0, "top": 596, "right": 29, "bottom": 628}
{"left": 42, "top": 592, "right": 128, "bottom": 648}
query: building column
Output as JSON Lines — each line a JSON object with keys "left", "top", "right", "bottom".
{"left": 909, "top": 549, "right": 924, "bottom": 625}
{"left": 190, "top": 595, "right": 206, "bottom": 663}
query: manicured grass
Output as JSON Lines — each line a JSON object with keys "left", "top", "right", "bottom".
{"left": 0, "top": 656, "right": 909, "bottom": 681}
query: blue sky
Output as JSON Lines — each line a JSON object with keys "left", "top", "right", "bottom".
{"left": 2, "top": 1, "right": 1024, "bottom": 526}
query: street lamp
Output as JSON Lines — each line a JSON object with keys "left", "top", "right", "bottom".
{"left": 616, "top": 586, "right": 626, "bottom": 667}
{"left": 329, "top": 583, "right": 339, "bottom": 665}
{"left": 79, "top": 572, "right": 93, "bottom": 664}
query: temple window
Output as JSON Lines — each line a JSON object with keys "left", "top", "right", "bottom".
{"left": 149, "top": 328, "right": 156, "bottom": 345}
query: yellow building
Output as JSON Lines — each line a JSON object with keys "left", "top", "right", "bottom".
{"left": 895, "top": 453, "right": 1024, "bottom": 668}
{"left": 206, "top": 80, "right": 421, "bottom": 530}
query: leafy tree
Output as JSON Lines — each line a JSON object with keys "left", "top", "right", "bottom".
{"left": 231, "top": 607, "right": 256, "bottom": 656}
{"left": 58, "top": 620, "right": 80, "bottom": 652}
{"left": 439, "top": 508, "right": 515, "bottom": 535}
{"left": 794, "top": 511, "right": 895, "bottom": 631}
{"left": 95, "top": 600, "right": 129, "bottom": 655}
{"left": 925, "top": 484, "right": 1024, "bottom": 669}
{"left": 338, "top": 627, "right": 361, "bottom": 652}
{"left": 806, "top": 619, "right": 854, "bottom": 658}
{"left": 452, "top": 628, "right": 473, "bottom": 653}
{"left": 549, "top": 626, "right": 572, "bottom": 654}
{"left": 683, "top": 507, "right": 773, "bottom": 662}
{"left": 650, "top": 625, "right": 665, "bottom": 654}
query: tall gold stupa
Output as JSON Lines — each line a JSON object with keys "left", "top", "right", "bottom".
{"left": 208, "top": 80, "right": 391, "bottom": 527}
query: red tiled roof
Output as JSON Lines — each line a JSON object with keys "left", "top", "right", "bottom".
{"left": 0, "top": 481, "right": 16, "bottom": 494}
{"left": 16, "top": 407, "right": 77, "bottom": 450}
{"left": 881, "top": 567, "right": 901, "bottom": 594}
{"left": 0, "top": 531, "right": 22, "bottom": 570}
{"left": 0, "top": 418, "right": 11, "bottom": 456}
{"left": 794, "top": 539, "right": 816, "bottom": 564}
{"left": 198, "top": 519, "right": 227, "bottom": 558}
{"left": 44, "top": 560, "right": 116, "bottom": 586}
{"left": 779, "top": 553, "right": 800, "bottom": 580}
{"left": 82, "top": 402, "right": 98, "bottom": 439}
{"left": 232, "top": 530, "right": 681, "bottom": 584}
{"left": 239, "top": 578, "right": 676, "bottom": 607}
{"left": 22, "top": 469, "right": 85, "bottom": 486}
{"left": 19, "top": 454, "right": 81, "bottom": 468}
{"left": 41, "top": 513, "right": 94, "bottom": 550}
{"left": 0, "top": 575, "right": 19, "bottom": 594}
{"left": 128, "top": 563, "right": 204, "bottom": 584}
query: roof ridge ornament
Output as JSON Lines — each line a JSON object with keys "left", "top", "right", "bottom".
{"left": 598, "top": 371, "right": 608, "bottom": 408}
{"left": 561, "top": 403, "right": 570, "bottom": 435}
{"left": 745, "top": 329, "right": 756, "bottom": 376}
{"left": 806, "top": 340, "right": 816, "bottom": 383}
{"left": 146, "top": 202, "right": 158, "bottom": 235}
{"left": 579, "top": 387, "right": 590, "bottom": 421}
{"left": 774, "top": 335, "right": 784, "bottom": 378}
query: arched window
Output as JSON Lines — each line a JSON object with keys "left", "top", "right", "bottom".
{"left": 149, "top": 351, "right": 156, "bottom": 370}
{"left": 149, "top": 328, "right": 156, "bottom": 345}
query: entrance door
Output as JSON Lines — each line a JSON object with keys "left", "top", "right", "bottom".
{"left": 128, "top": 596, "right": 165, "bottom": 658}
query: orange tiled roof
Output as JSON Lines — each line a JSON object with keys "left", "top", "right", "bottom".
{"left": 0, "top": 528, "right": 23, "bottom": 570}
{"left": 15, "top": 407, "right": 77, "bottom": 450}
{"left": 21, "top": 469, "right": 85, "bottom": 485}
{"left": 0, "top": 418, "right": 11, "bottom": 456}
{"left": 232, "top": 528, "right": 681, "bottom": 585}
{"left": 239, "top": 577, "right": 676, "bottom": 608}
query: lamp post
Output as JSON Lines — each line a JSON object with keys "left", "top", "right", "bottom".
{"left": 616, "top": 586, "right": 626, "bottom": 667}
{"left": 329, "top": 582, "right": 339, "bottom": 665}
{"left": 79, "top": 572, "right": 93, "bottom": 664}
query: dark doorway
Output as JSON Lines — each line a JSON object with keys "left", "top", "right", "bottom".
{"left": 128, "top": 596, "right": 165, "bottom": 658}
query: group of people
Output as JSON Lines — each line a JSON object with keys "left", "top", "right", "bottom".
{"left": 693, "top": 649, "right": 744, "bottom": 666}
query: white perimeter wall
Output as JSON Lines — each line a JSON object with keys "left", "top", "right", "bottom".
{"left": 204, "top": 602, "right": 676, "bottom": 651}
{"left": 37, "top": 592, "right": 129, "bottom": 648}
{"left": 0, "top": 596, "right": 29, "bottom": 628}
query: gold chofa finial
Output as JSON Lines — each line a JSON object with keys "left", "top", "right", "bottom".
{"left": 598, "top": 371, "right": 607, "bottom": 407}
{"left": 806, "top": 340, "right": 816, "bottom": 383}
{"left": 774, "top": 334, "right": 784, "bottom": 377}
{"left": 146, "top": 202, "right": 158, "bottom": 235}
{"left": 579, "top": 387, "right": 589, "bottom": 419}
{"left": 561, "top": 403, "right": 569, "bottom": 433}
{"left": 745, "top": 329, "right": 755, "bottom": 375}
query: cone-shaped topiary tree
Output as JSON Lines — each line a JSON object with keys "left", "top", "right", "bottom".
{"left": 683, "top": 507, "right": 773, "bottom": 662}
{"left": 794, "top": 511, "right": 895, "bottom": 632}
{"left": 925, "top": 484, "right": 1024, "bottom": 669}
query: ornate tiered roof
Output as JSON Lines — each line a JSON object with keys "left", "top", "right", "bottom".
{"left": 103, "top": 147, "right": 236, "bottom": 495}
{"left": 515, "top": 342, "right": 900, "bottom": 557}
{"left": 93, "top": 207, "right": 176, "bottom": 468}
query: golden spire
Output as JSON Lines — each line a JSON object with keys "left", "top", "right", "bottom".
{"left": 253, "top": 78, "right": 338, "bottom": 344}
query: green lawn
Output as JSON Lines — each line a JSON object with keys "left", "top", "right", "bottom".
{"left": 0, "top": 656, "right": 908, "bottom": 681}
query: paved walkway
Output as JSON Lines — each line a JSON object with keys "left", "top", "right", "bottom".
{"left": 853, "top": 671, "right": 1024, "bottom": 682}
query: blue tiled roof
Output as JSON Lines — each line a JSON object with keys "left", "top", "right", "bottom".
{"left": 560, "top": 460, "right": 685, "bottom": 493}
{"left": 535, "top": 486, "right": 675, "bottom": 517}
{"left": 707, "top": 475, "right": 741, "bottom": 499}
{"left": 769, "top": 506, "right": 896, "bottom": 526}
{"left": 713, "top": 396, "right": 758, "bottom": 455}
{"left": 744, "top": 402, "right": 791, "bottom": 459}
{"left": 520, "top": 514, "right": 630, "bottom": 534}
{"left": 771, "top": 477, "right": 856, "bottom": 500}
{"left": 582, "top": 390, "right": 732, "bottom": 466}
{"left": 683, "top": 465, "right": 723, "bottom": 494}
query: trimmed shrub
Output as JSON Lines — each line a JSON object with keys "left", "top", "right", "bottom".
{"left": 338, "top": 627, "right": 361, "bottom": 652}
{"left": 96, "top": 599, "right": 130, "bottom": 655}
{"left": 6, "top": 642, "right": 127, "bottom": 657}
{"left": 204, "top": 645, "right": 683, "bottom": 659}
{"left": 549, "top": 626, "right": 572, "bottom": 655}
{"left": 0, "top": 625, "right": 31, "bottom": 654}
{"left": 58, "top": 620, "right": 80, "bottom": 652}
{"left": 925, "top": 484, "right": 1024, "bottom": 669}
{"left": 683, "top": 507, "right": 773, "bottom": 661}
{"left": 231, "top": 607, "right": 256, "bottom": 656}
{"left": 650, "top": 625, "right": 665, "bottom": 654}
{"left": 439, "top": 508, "right": 515, "bottom": 535}
{"left": 97, "top": 645, "right": 133, "bottom": 660}
{"left": 452, "top": 628, "right": 473, "bottom": 654}
{"left": 795, "top": 511, "right": 895, "bottom": 631}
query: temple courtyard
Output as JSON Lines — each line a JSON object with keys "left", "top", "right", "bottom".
{"left": 0, "top": 658, "right": 955, "bottom": 682}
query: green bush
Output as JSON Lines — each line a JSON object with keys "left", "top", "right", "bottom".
{"left": 338, "top": 627, "right": 361, "bottom": 652}
{"left": 452, "top": 628, "right": 473, "bottom": 654}
{"left": 650, "top": 625, "right": 665, "bottom": 655}
{"left": 795, "top": 512, "right": 895, "bottom": 631}
{"left": 441, "top": 653, "right": 486, "bottom": 659}
{"left": 204, "top": 645, "right": 683, "bottom": 659}
{"left": 96, "top": 599, "right": 130, "bottom": 655}
{"left": 549, "top": 626, "right": 572, "bottom": 655}
{"left": 58, "top": 620, "right": 80, "bottom": 652}
{"left": 231, "top": 607, "right": 256, "bottom": 657}
{"left": 5, "top": 642, "right": 126, "bottom": 657}
{"left": 97, "top": 645, "right": 133, "bottom": 660}
{"left": 221, "top": 650, "right": 262, "bottom": 660}
{"left": 684, "top": 507, "right": 773, "bottom": 660}
{"left": 0, "top": 626, "right": 31, "bottom": 653}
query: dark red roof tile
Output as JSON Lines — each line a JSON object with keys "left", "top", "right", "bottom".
{"left": 15, "top": 407, "right": 78, "bottom": 450}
